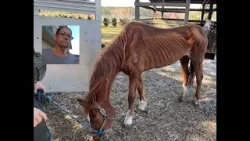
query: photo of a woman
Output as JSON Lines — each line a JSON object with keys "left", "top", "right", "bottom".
{"left": 42, "top": 26, "right": 79, "bottom": 64}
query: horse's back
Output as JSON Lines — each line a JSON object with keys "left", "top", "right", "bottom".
{"left": 122, "top": 22, "right": 206, "bottom": 71}
{"left": 137, "top": 34, "right": 191, "bottom": 70}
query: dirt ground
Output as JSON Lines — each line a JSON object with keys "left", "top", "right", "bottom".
{"left": 44, "top": 59, "right": 216, "bottom": 141}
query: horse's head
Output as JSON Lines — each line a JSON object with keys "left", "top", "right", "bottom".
{"left": 76, "top": 97, "right": 116, "bottom": 141}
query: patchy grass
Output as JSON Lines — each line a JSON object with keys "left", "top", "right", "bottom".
{"left": 44, "top": 23, "right": 216, "bottom": 141}
{"left": 101, "top": 25, "right": 123, "bottom": 44}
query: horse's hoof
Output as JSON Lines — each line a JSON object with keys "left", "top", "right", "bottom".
{"left": 124, "top": 121, "right": 132, "bottom": 127}
{"left": 138, "top": 100, "right": 147, "bottom": 111}
{"left": 192, "top": 98, "right": 200, "bottom": 106}
{"left": 178, "top": 96, "right": 183, "bottom": 103}
{"left": 124, "top": 119, "right": 132, "bottom": 126}
{"left": 124, "top": 113, "right": 133, "bottom": 126}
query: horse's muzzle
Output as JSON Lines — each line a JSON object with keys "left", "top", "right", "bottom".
{"left": 92, "top": 128, "right": 112, "bottom": 141}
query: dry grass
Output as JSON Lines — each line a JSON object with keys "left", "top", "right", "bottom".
{"left": 39, "top": 10, "right": 92, "bottom": 19}
{"left": 101, "top": 25, "right": 123, "bottom": 44}
{"left": 44, "top": 24, "right": 216, "bottom": 141}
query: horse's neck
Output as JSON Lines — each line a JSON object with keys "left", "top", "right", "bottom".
{"left": 96, "top": 68, "right": 121, "bottom": 103}
{"left": 93, "top": 39, "right": 124, "bottom": 103}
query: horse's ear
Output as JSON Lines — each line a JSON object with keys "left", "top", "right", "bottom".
{"left": 76, "top": 97, "right": 89, "bottom": 107}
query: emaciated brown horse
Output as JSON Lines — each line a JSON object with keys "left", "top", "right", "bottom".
{"left": 77, "top": 21, "right": 208, "bottom": 140}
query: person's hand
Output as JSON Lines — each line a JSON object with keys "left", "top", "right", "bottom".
{"left": 34, "top": 107, "right": 48, "bottom": 127}
{"left": 34, "top": 81, "right": 46, "bottom": 93}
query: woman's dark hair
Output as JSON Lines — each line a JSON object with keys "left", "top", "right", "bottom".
{"left": 56, "top": 26, "right": 72, "bottom": 35}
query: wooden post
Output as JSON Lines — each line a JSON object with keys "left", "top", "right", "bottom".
{"left": 184, "top": 0, "right": 190, "bottom": 25}
{"left": 201, "top": 0, "right": 209, "bottom": 26}
{"left": 208, "top": 0, "right": 214, "bottom": 20}
{"left": 161, "top": 6, "right": 164, "bottom": 19}
{"left": 153, "top": 6, "right": 156, "bottom": 20}
{"left": 135, "top": 0, "right": 140, "bottom": 20}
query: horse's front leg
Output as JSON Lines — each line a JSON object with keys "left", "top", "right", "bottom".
{"left": 138, "top": 74, "right": 147, "bottom": 111}
{"left": 124, "top": 74, "right": 139, "bottom": 126}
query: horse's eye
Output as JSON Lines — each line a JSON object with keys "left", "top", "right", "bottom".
{"left": 90, "top": 108, "right": 99, "bottom": 117}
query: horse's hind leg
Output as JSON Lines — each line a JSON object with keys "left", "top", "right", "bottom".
{"left": 137, "top": 74, "right": 147, "bottom": 111}
{"left": 191, "top": 59, "right": 204, "bottom": 105}
{"left": 178, "top": 55, "right": 190, "bottom": 102}
{"left": 124, "top": 74, "right": 139, "bottom": 126}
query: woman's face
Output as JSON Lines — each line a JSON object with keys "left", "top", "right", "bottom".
{"left": 55, "top": 27, "right": 72, "bottom": 48}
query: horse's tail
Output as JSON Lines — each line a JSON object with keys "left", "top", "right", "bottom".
{"left": 188, "top": 59, "right": 195, "bottom": 87}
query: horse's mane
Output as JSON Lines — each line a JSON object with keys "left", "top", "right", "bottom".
{"left": 86, "top": 26, "right": 129, "bottom": 101}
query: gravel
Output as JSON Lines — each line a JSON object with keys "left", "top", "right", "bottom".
{"left": 44, "top": 59, "right": 216, "bottom": 141}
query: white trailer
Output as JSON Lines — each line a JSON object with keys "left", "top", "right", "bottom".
{"left": 34, "top": 0, "right": 102, "bottom": 92}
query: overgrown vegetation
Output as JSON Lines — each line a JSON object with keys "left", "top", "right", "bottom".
{"left": 39, "top": 10, "right": 94, "bottom": 20}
